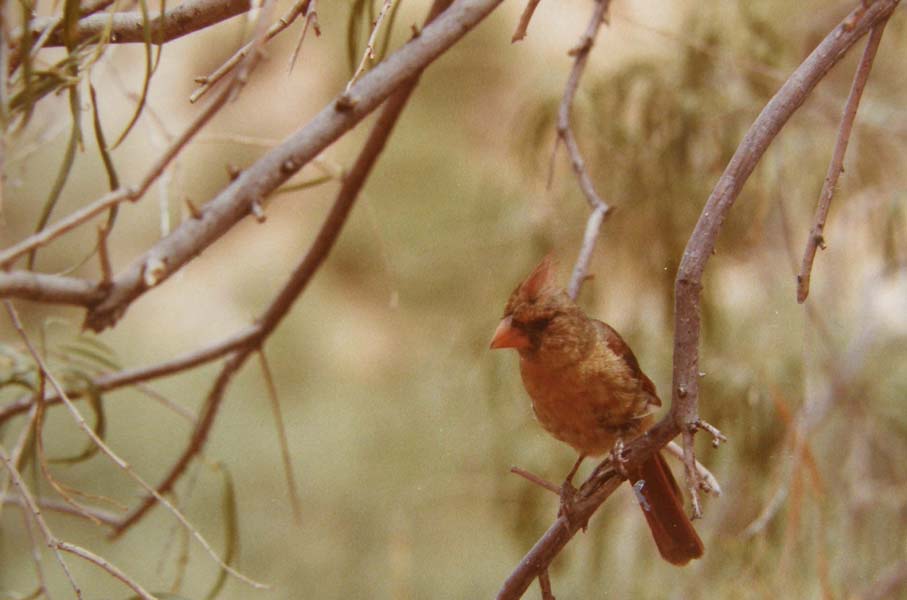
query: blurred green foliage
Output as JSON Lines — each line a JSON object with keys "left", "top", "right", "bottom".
{"left": 2, "top": 0, "right": 907, "bottom": 598}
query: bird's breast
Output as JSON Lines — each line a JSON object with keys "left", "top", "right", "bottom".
{"left": 519, "top": 354, "right": 652, "bottom": 456}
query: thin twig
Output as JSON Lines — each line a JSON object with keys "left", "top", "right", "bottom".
{"left": 190, "top": 0, "right": 311, "bottom": 103}
{"left": 796, "top": 17, "right": 889, "bottom": 303}
{"left": 288, "top": 0, "right": 320, "bottom": 73}
{"left": 0, "top": 444, "right": 84, "bottom": 599}
{"left": 551, "top": 0, "right": 614, "bottom": 299}
{"left": 538, "top": 569, "right": 555, "bottom": 600}
{"left": 2, "top": 493, "right": 123, "bottom": 527}
{"left": 346, "top": 0, "right": 394, "bottom": 92}
{"left": 57, "top": 541, "right": 158, "bottom": 600}
{"left": 664, "top": 440, "right": 721, "bottom": 497}
{"left": 510, "top": 466, "right": 560, "bottom": 495}
{"left": 109, "top": 0, "right": 457, "bottom": 536}
{"left": 511, "top": 0, "right": 541, "bottom": 43}
{"left": 497, "top": 3, "right": 899, "bottom": 596}
{"left": 3, "top": 301, "right": 269, "bottom": 591}
{"left": 0, "top": 324, "right": 260, "bottom": 425}
{"left": 258, "top": 350, "right": 303, "bottom": 523}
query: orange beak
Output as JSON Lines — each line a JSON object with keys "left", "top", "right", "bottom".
{"left": 489, "top": 316, "right": 530, "bottom": 350}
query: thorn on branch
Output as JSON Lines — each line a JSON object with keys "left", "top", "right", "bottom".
{"left": 226, "top": 164, "right": 242, "bottom": 181}
{"left": 185, "top": 197, "right": 203, "bottom": 219}
{"left": 250, "top": 199, "right": 267, "bottom": 223}
{"left": 335, "top": 93, "right": 357, "bottom": 112}
{"left": 143, "top": 257, "right": 167, "bottom": 288}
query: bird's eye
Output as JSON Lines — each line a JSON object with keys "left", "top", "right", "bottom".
{"left": 526, "top": 317, "right": 551, "bottom": 331}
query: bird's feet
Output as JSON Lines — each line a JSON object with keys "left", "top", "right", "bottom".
{"left": 557, "top": 478, "right": 591, "bottom": 533}
{"left": 610, "top": 438, "right": 629, "bottom": 479}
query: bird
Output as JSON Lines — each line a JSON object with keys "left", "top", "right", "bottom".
{"left": 489, "top": 255, "right": 703, "bottom": 566}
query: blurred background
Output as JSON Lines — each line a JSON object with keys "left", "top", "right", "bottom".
{"left": 2, "top": 0, "right": 907, "bottom": 598}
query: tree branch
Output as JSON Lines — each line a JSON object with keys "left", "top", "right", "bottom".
{"left": 77, "top": 0, "right": 503, "bottom": 333}
{"left": 554, "top": 0, "right": 614, "bottom": 300}
{"left": 14, "top": 0, "right": 251, "bottom": 49}
{"left": 796, "top": 15, "right": 890, "bottom": 303}
{"left": 669, "top": 0, "right": 898, "bottom": 517}
{"left": 0, "top": 271, "right": 102, "bottom": 305}
{"left": 109, "top": 0, "right": 458, "bottom": 536}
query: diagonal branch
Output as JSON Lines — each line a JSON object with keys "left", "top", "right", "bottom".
{"left": 109, "top": 0, "right": 457, "bottom": 537}
{"left": 79, "top": 0, "right": 504, "bottom": 333}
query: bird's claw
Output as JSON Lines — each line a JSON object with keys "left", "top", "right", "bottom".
{"left": 610, "top": 438, "right": 629, "bottom": 479}
{"left": 558, "top": 480, "right": 588, "bottom": 532}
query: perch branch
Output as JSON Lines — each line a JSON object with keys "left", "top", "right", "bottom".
{"left": 669, "top": 0, "right": 897, "bottom": 518}
{"left": 497, "top": 2, "right": 899, "bottom": 596}
{"left": 796, "top": 16, "right": 889, "bottom": 303}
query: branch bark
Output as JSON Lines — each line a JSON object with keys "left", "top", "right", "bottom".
{"left": 14, "top": 0, "right": 251, "bottom": 48}
{"left": 796, "top": 16, "right": 889, "bottom": 303}
{"left": 108, "top": 0, "right": 458, "bottom": 537}
{"left": 77, "top": 0, "right": 503, "bottom": 332}
{"left": 0, "top": 271, "right": 103, "bottom": 305}
{"left": 669, "top": 0, "right": 898, "bottom": 516}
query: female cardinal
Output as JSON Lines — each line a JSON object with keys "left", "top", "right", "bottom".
{"left": 490, "top": 255, "right": 703, "bottom": 565}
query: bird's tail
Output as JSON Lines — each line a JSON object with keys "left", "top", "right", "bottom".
{"left": 627, "top": 451, "right": 704, "bottom": 566}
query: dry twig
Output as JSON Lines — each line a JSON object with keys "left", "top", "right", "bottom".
{"left": 796, "top": 16, "right": 890, "bottom": 302}
{"left": 346, "top": 0, "right": 395, "bottom": 92}
{"left": 511, "top": 0, "right": 542, "bottom": 43}
{"left": 551, "top": 0, "right": 614, "bottom": 299}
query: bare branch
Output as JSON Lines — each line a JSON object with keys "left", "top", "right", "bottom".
{"left": 511, "top": 0, "right": 541, "bottom": 43}
{"left": 0, "top": 324, "right": 260, "bottom": 424}
{"left": 0, "top": 444, "right": 85, "bottom": 598}
{"left": 13, "top": 0, "right": 251, "bottom": 49}
{"left": 57, "top": 541, "right": 158, "bottom": 600}
{"left": 80, "top": 0, "right": 506, "bottom": 332}
{"left": 109, "top": 0, "right": 458, "bottom": 536}
{"left": 796, "top": 16, "right": 890, "bottom": 303}
{"left": 551, "top": 0, "right": 614, "bottom": 299}
{"left": 0, "top": 271, "right": 102, "bottom": 305}
{"left": 2, "top": 493, "right": 123, "bottom": 527}
{"left": 191, "top": 0, "right": 312, "bottom": 103}
{"left": 346, "top": 0, "right": 395, "bottom": 92}
{"left": 669, "top": 0, "right": 898, "bottom": 517}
